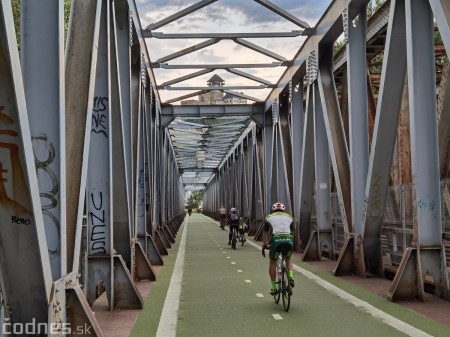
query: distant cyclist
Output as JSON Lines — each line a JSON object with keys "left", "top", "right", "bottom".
{"left": 227, "top": 207, "right": 240, "bottom": 245}
{"left": 219, "top": 205, "right": 227, "bottom": 229}
{"left": 238, "top": 218, "right": 247, "bottom": 243}
{"left": 262, "top": 202, "right": 295, "bottom": 295}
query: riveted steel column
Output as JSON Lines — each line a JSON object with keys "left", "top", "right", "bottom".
{"left": 347, "top": 6, "right": 368, "bottom": 235}
{"left": 291, "top": 79, "right": 305, "bottom": 220}
{"left": 66, "top": 0, "right": 101, "bottom": 274}
{"left": 277, "top": 93, "right": 293, "bottom": 213}
{"left": 22, "top": 0, "right": 66, "bottom": 280}
{"left": 313, "top": 82, "right": 333, "bottom": 257}
{"left": 361, "top": 0, "right": 406, "bottom": 276}
{"left": 116, "top": 0, "right": 133, "bottom": 243}
{"left": 263, "top": 108, "right": 274, "bottom": 215}
{"left": 318, "top": 50, "right": 352, "bottom": 233}
{"left": 299, "top": 85, "right": 315, "bottom": 248}
{"left": 392, "top": 0, "right": 449, "bottom": 300}
{"left": 0, "top": 0, "right": 52, "bottom": 324}
{"left": 303, "top": 81, "right": 333, "bottom": 262}
{"left": 112, "top": 0, "right": 132, "bottom": 270}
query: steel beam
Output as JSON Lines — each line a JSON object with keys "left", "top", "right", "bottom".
{"left": 0, "top": 0, "right": 52, "bottom": 324}
{"left": 148, "top": 31, "right": 304, "bottom": 39}
{"left": 21, "top": 0, "right": 66, "bottom": 279}
{"left": 361, "top": 0, "right": 407, "bottom": 276}
{"left": 254, "top": 0, "right": 310, "bottom": 29}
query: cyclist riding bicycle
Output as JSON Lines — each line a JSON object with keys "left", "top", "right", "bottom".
{"left": 219, "top": 205, "right": 227, "bottom": 229}
{"left": 262, "top": 202, "right": 295, "bottom": 295}
{"left": 238, "top": 218, "right": 247, "bottom": 242}
{"left": 227, "top": 207, "right": 240, "bottom": 245}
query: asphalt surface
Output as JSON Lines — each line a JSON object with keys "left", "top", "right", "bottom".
{"left": 131, "top": 214, "right": 450, "bottom": 337}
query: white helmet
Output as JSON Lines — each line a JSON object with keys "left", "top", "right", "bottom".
{"left": 231, "top": 207, "right": 237, "bottom": 212}
{"left": 272, "top": 202, "right": 285, "bottom": 212}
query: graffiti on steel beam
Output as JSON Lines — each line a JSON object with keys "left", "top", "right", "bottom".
{"left": 89, "top": 191, "right": 107, "bottom": 255}
{"left": 0, "top": 106, "right": 32, "bottom": 220}
{"left": 91, "top": 96, "right": 109, "bottom": 137}
{"left": 32, "top": 132, "right": 60, "bottom": 255}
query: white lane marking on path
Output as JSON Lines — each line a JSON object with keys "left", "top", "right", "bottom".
{"left": 231, "top": 262, "right": 236, "bottom": 265}
{"left": 256, "top": 293, "right": 264, "bottom": 297}
{"left": 237, "top": 270, "right": 242, "bottom": 272}
{"left": 272, "top": 314, "right": 283, "bottom": 320}
{"left": 245, "top": 239, "right": 433, "bottom": 337}
{"left": 226, "top": 256, "right": 231, "bottom": 259}
{"left": 245, "top": 280, "right": 252, "bottom": 283}
{"left": 156, "top": 217, "right": 189, "bottom": 337}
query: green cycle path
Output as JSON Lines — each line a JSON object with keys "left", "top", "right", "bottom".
{"left": 131, "top": 214, "right": 450, "bottom": 337}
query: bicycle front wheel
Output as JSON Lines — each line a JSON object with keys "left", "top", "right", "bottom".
{"left": 281, "top": 268, "right": 291, "bottom": 312}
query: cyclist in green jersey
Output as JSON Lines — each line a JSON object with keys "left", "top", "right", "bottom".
{"left": 262, "top": 202, "right": 295, "bottom": 295}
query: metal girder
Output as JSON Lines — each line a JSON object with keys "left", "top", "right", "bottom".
{"left": 299, "top": 86, "right": 317, "bottom": 252}
{"left": 226, "top": 68, "right": 274, "bottom": 86}
{"left": 254, "top": 0, "right": 310, "bottom": 29}
{"left": 155, "top": 39, "right": 220, "bottom": 64}
{"left": 148, "top": 31, "right": 304, "bottom": 39}
{"left": 347, "top": 6, "right": 368, "bottom": 235}
{"left": 180, "top": 168, "right": 217, "bottom": 173}
{"left": 156, "top": 62, "right": 284, "bottom": 69}
{"left": 318, "top": 51, "right": 352, "bottom": 233}
{"left": 291, "top": 80, "right": 305, "bottom": 221}
{"left": 161, "top": 103, "right": 264, "bottom": 127}
{"left": 265, "top": 0, "right": 372, "bottom": 111}
{"left": 361, "top": 0, "right": 407, "bottom": 276}
{"left": 158, "top": 69, "right": 214, "bottom": 88}
{"left": 65, "top": 0, "right": 102, "bottom": 274}
{"left": 233, "top": 38, "right": 288, "bottom": 62}
{"left": 0, "top": 0, "right": 52, "bottom": 324}
{"left": 143, "top": 0, "right": 218, "bottom": 32}
{"left": 21, "top": 0, "right": 66, "bottom": 280}
{"left": 164, "top": 85, "right": 271, "bottom": 90}
{"left": 406, "top": 0, "right": 442, "bottom": 247}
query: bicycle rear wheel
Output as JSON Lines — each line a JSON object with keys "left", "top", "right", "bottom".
{"left": 273, "top": 266, "right": 281, "bottom": 304}
{"left": 281, "top": 267, "right": 291, "bottom": 312}
{"left": 232, "top": 230, "right": 237, "bottom": 249}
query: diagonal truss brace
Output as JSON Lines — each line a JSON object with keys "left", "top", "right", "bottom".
{"left": 144, "top": 0, "right": 218, "bottom": 31}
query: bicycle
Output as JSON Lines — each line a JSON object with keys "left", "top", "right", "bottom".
{"left": 219, "top": 217, "right": 226, "bottom": 230}
{"left": 231, "top": 226, "right": 238, "bottom": 249}
{"left": 239, "top": 231, "right": 245, "bottom": 246}
{"left": 262, "top": 245, "right": 292, "bottom": 312}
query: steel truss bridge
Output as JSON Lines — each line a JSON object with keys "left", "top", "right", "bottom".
{"left": 0, "top": 0, "right": 449, "bottom": 335}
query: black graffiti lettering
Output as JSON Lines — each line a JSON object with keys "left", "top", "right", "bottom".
{"left": 31, "top": 132, "right": 61, "bottom": 257}
{"left": 89, "top": 191, "right": 107, "bottom": 255}
{"left": 11, "top": 215, "right": 31, "bottom": 225}
{"left": 91, "top": 96, "right": 108, "bottom": 137}
{"left": 91, "top": 191, "right": 103, "bottom": 210}
{"left": 91, "top": 241, "right": 106, "bottom": 255}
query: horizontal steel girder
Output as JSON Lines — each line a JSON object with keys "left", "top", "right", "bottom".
{"left": 161, "top": 103, "right": 265, "bottom": 127}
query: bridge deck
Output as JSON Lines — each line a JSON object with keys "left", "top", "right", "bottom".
{"left": 94, "top": 214, "right": 450, "bottom": 336}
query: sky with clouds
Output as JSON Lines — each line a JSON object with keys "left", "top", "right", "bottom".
{"left": 136, "top": 0, "right": 332, "bottom": 103}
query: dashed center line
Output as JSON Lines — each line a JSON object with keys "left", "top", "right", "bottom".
{"left": 237, "top": 270, "right": 242, "bottom": 272}
{"left": 272, "top": 314, "right": 283, "bottom": 320}
{"left": 256, "top": 293, "right": 264, "bottom": 298}
{"left": 245, "top": 280, "right": 251, "bottom": 283}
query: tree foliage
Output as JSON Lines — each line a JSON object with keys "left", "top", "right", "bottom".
{"left": 10, "top": 0, "right": 72, "bottom": 48}
{"left": 186, "top": 191, "right": 203, "bottom": 209}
